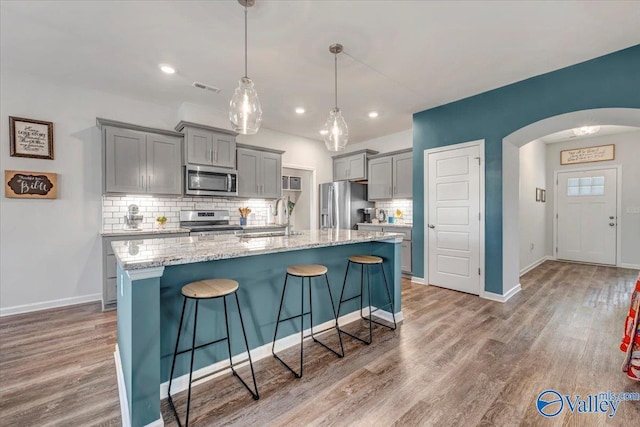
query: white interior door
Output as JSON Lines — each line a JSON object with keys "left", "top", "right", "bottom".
{"left": 557, "top": 168, "right": 617, "bottom": 265}
{"left": 427, "top": 145, "right": 481, "bottom": 295}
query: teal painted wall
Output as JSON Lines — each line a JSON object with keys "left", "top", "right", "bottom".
{"left": 412, "top": 45, "right": 640, "bottom": 293}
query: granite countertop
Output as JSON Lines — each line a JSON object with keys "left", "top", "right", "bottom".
{"left": 112, "top": 229, "right": 402, "bottom": 270}
{"left": 357, "top": 222, "right": 413, "bottom": 228}
{"left": 100, "top": 227, "right": 190, "bottom": 237}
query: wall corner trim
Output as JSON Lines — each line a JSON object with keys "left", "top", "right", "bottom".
{"left": 482, "top": 284, "right": 522, "bottom": 303}
{"left": 125, "top": 267, "right": 165, "bottom": 281}
{"left": 411, "top": 276, "right": 426, "bottom": 285}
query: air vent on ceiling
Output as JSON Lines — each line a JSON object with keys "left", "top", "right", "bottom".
{"left": 192, "top": 81, "right": 221, "bottom": 94}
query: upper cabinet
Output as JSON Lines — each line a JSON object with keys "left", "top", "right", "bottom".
{"left": 367, "top": 149, "right": 413, "bottom": 200}
{"left": 236, "top": 144, "right": 283, "bottom": 199}
{"left": 332, "top": 149, "right": 378, "bottom": 181}
{"left": 175, "top": 121, "right": 237, "bottom": 168}
{"left": 98, "top": 118, "right": 182, "bottom": 195}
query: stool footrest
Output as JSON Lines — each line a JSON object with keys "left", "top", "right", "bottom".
{"left": 175, "top": 336, "right": 228, "bottom": 356}
{"left": 277, "top": 311, "right": 311, "bottom": 324}
{"left": 361, "top": 316, "right": 397, "bottom": 331}
{"left": 340, "top": 294, "right": 360, "bottom": 303}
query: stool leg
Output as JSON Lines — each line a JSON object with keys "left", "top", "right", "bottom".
{"left": 323, "top": 273, "right": 345, "bottom": 357}
{"left": 272, "top": 273, "right": 303, "bottom": 378}
{"left": 168, "top": 297, "right": 187, "bottom": 425}
{"left": 336, "top": 260, "right": 351, "bottom": 321}
{"left": 360, "top": 263, "right": 365, "bottom": 320}
{"left": 233, "top": 292, "right": 259, "bottom": 399}
{"left": 299, "top": 275, "right": 304, "bottom": 378}
{"left": 185, "top": 299, "right": 199, "bottom": 427}
{"left": 379, "top": 262, "right": 397, "bottom": 330}
{"left": 367, "top": 265, "right": 373, "bottom": 344}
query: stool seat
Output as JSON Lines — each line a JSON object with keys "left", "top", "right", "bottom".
{"left": 348, "top": 255, "right": 383, "bottom": 265}
{"left": 287, "top": 264, "right": 328, "bottom": 277}
{"left": 182, "top": 279, "right": 239, "bottom": 299}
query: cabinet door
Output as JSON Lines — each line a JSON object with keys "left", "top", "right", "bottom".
{"left": 261, "top": 151, "right": 282, "bottom": 198}
{"left": 146, "top": 134, "right": 182, "bottom": 195}
{"left": 333, "top": 157, "right": 349, "bottom": 181}
{"left": 401, "top": 241, "right": 412, "bottom": 273}
{"left": 367, "top": 157, "right": 392, "bottom": 200}
{"left": 186, "top": 128, "right": 214, "bottom": 165}
{"left": 347, "top": 153, "right": 366, "bottom": 180}
{"left": 213, "top": 134, "right": 236, "bottom": 168}
{"left": 393, "top": 152, "right": 413, "bottom": 199}
{"left": 236, "top": 148, "right": 260, "bottom": 197}
{"left": 105, "top": 127, "right": 146, "bottom": 193}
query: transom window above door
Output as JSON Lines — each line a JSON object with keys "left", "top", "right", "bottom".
{"left": 567, "top": 176, "right": 605, "bottom": 196}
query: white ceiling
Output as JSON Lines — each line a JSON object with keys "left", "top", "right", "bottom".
{"left": 540, "top": 125, "right": 639, "bottom": 144}
{"left": 2, "top": 1, "right": 639, "bottom": 144}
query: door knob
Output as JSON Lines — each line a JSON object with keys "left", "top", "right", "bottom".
{"left": 609, "top": 216, "right": 614, "bottom": 220}
{"left": 609, "top": 222, "right": 615, "bottom": 227}
{"left": 428, "top": 224, "right": 435, "bottom": 229}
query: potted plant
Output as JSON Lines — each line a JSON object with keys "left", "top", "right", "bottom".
{"left": 156, "top": 215, "right": 168, "bottom": 229}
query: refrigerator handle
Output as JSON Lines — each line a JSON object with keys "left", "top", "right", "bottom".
{"left": 328, "top": 186, "right": 333, "bottom": 228}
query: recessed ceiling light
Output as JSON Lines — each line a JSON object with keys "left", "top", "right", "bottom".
{"left": 159, "top": 64, "right": 176, "bottom": 74}
{"left": 368, "top": 111, "right": 379, "bottom": 118}
{"left": 295, "top": 107, "right": 306, "bottom": 114}
{"left": 319, "top": 129, "right": 329, "bottom": 135}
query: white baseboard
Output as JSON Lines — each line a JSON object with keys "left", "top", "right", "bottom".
{"left": 0, "top": 293, "right": 102, "bottom": 317}
{"left": 158, "top": 307, "right": 404, "bottom": 398}
{"left": 411, "top": 276, "right": 426, "bottom": 285}
{"left": 520, "top": 256, "right": 553, "bottom": 276}
{"left": 482, "top": 284, "right": 522, "bottom": 303}
{"left": 618, "top": 263, "right": 640, "bottom": 270}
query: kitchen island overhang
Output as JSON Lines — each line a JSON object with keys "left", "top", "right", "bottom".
{"left": 113, "top": 229, "right": 403, "bottom": 427}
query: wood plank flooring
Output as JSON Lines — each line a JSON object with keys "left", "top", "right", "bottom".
{"left": 1, "top": 261, "right": 638, "bottom": 426}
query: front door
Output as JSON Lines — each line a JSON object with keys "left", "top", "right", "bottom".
{"left": 557, "top": 168, "right": 617, "bottom": 265}
{"left": 427, "top": 145, "right": 481, "bottom": 295}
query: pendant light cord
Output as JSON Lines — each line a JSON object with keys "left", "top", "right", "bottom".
{"left": 334, "top": 53, "right": 338, "bottom": 109}
{"left": 244, "top": 3, "right": 248, "bottom": 78}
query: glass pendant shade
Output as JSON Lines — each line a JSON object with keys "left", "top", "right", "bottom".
{"left": 323, "top": 107, "right": 348, "bottom": 151}
{"left": 229, "top": 77, "right": 262, "bottom": 135}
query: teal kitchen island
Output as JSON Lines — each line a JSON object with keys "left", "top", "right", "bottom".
{"left": 112, "top": 229, "right": 403, "bottom": 427}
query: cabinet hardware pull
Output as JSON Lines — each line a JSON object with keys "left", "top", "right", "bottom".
{"left": 148, "top": 175, "right": 151, "bottom": 190}
{"left": 140, "top": 175, "right": 143, "bottom": 189}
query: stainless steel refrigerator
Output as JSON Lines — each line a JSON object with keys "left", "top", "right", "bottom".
{"left": 320, "top": 181, "right": 373, "bottom": 229}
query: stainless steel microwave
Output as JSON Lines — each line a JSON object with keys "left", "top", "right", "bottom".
{"left": 184, "top": 165, "right": 238, "bottom": 197}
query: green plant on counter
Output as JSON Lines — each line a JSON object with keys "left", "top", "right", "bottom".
{"left": 287, "top": 200, "right": 295, "bottom": 216}
{"left": 156, "top": 215, "right": 167, "bottom": 225}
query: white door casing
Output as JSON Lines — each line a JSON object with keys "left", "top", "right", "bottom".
{"left": 556, "top": 168, "right": 617, "bottom": 265}
{"left": 425, "top": 141, "right": 484, "bottom": 295}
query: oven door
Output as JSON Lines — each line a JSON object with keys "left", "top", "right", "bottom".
{"left": 185, "top": 165, "right": 238, "bottom": 196}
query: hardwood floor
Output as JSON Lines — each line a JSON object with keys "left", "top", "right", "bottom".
{"left": 1, "top": 261, "right": 638, "bottom": 426}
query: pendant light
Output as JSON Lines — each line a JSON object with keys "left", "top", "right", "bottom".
{"left": 229, "top": 0, "right": 262, "bottom": 135}
{"left": 323, "top": 43, "right": 348, "bottom": 151}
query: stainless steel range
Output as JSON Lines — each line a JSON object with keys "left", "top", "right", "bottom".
{"left": 179, "top": 210, "right": 242, "bottom": 237}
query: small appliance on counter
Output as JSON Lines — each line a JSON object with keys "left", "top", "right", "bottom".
{"left": 123, "top": 204, "right": 143, "bottom": 230}
{"left": 362, "top": 207, "right": 375, "bottom": 223}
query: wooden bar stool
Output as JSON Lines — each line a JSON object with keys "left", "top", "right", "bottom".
{"left": 337, "top": 255, "right": 397, "bottom": 345}
{"left": 272, "top": 264, "right": 344, "bottom": 378}
{"left": 167, "top": 278, "right": 259, "bottom": 427}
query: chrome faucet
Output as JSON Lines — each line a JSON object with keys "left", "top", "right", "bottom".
{"left": 274, "top": 196, "right": 291, "bottom": 236}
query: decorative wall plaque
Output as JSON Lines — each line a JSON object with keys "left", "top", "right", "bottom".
{"left": 560, "top": 144, "right": 614, "bottom": 165}
{"left": 9, "top": 116, "right": 54, "bottom": 160}
{"left": 4, "top": 170, "right": 57, "bottom": 199}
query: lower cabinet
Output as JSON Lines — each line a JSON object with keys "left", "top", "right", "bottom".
{"left": 102, "top": 232, "right": 189, "bottom": 310}
{"left": 357, "top": 224, "right": 412, "bottom": 275}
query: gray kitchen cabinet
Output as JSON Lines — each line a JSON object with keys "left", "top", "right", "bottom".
{"left": 176, "top": 121, "right": 237, "bottom": 168}
{"left": 357, "top": 224, "right": 412, "bottom": 274}
{"left": 99, "top": 119, "right": 183, "bottom": 195}
{"left": 332, "top": 149, "right": 378, "bottom": 181}
{"left": 102, "top": 232, "right": 189, "bottom": 310}
{"left": 368, "top": 157, "right": 393, "bottom": 200}
{"left": 237, "top": 144, "right": 283, "bottom": 199}
{"left": 367, "top": 149, "right": 413, "bottom": 200}
{"left": 392, "top": 151, "right": 413, "bottom": 199}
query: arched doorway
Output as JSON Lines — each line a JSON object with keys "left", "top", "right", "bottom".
{"left": 501, "top": 108, "right": 640, "bottom": 296}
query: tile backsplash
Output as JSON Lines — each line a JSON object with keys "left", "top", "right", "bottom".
{"left": 102, "top": 196, "right": 277, "bottom": 232}
{"left": 374, "top": 199, "right": 413, "bottom": 223}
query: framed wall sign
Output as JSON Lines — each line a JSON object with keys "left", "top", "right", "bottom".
{"left": 9, "top": 116, "right": 54, "bottom": 160}
{"left": 4, "top": 170, "right": 58, "bottom": 199}
{"left": 560, "top": 144, "right": 614, "bottom": 165}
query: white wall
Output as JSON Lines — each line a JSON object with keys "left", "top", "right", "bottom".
{"left": 545, "top": 130, "right": 640, "bottom": 267}
{"left": 0, "top": 78, "right": 332, "bottom": 314}
{"left": 518, "top": 139, "right": 548, "bottom": 273}
{"left": 342, "top": 128, "right": 412, "bottom": 154}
